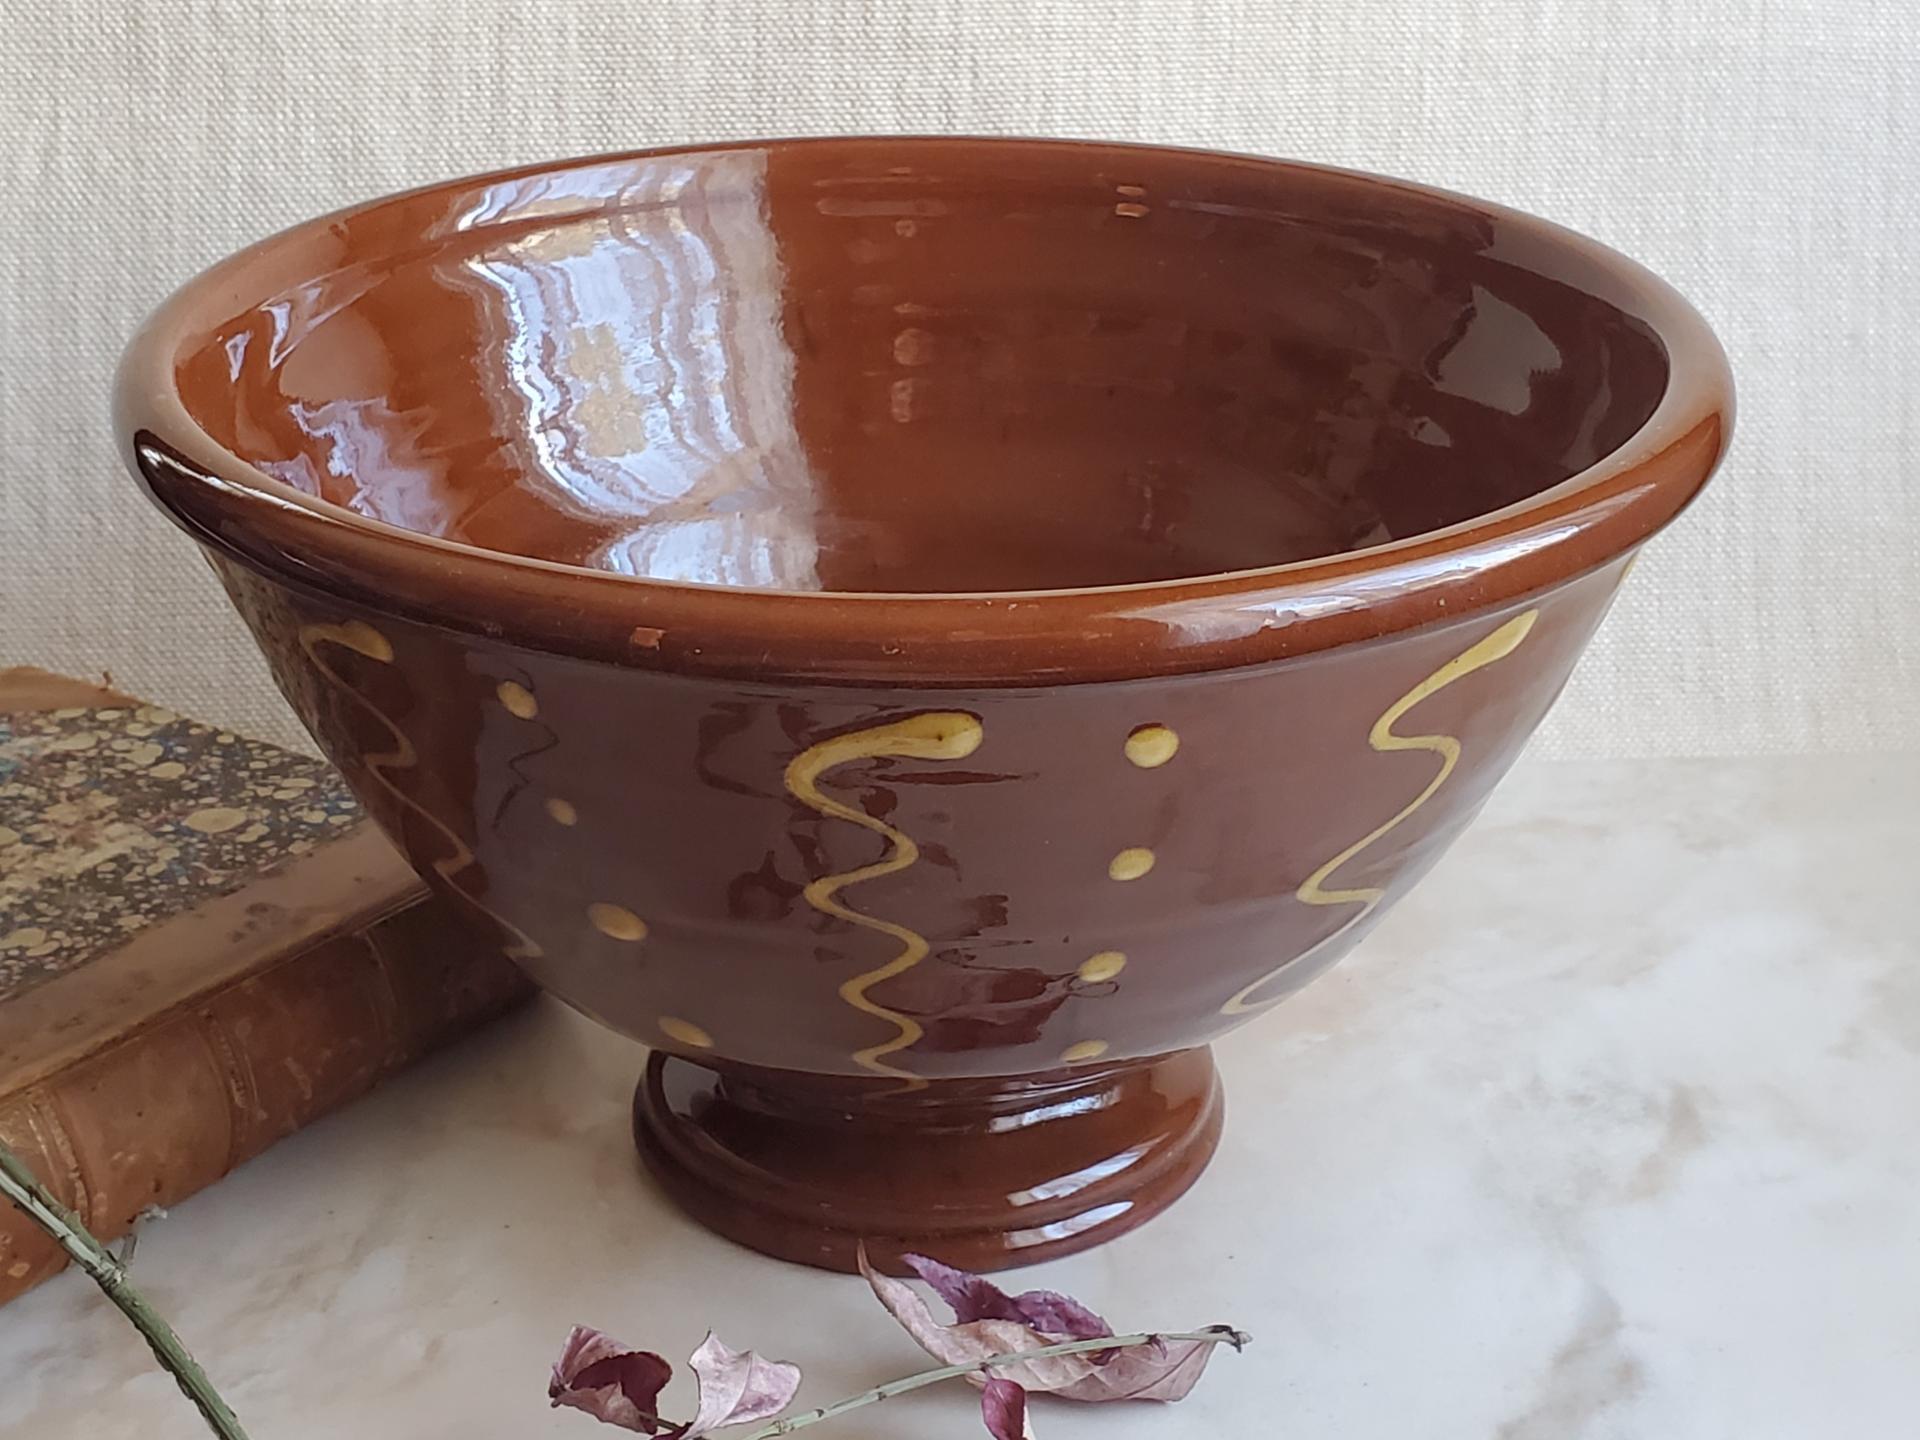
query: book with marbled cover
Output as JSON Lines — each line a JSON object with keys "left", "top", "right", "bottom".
{"left": 0, "top": 668, "right": 532, "bottom": 1303}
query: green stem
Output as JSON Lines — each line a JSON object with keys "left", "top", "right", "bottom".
{"left": 741, "top": 1326, "right": 1250, "bottom": 1438}
{"left": 0, "top": 1141, "right": 249, "bottom": 1440}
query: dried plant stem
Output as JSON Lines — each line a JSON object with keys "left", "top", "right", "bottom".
{"left": 0, "top": 1141, "right": 248, "bottom": 1440}
{"left": 741, "top": 1327, "right": 1251, "bottom": 1438}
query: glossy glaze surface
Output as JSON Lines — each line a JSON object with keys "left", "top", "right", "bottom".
{"left": 196, "top": 562, "right": 1620, "bottom": 1081}
{"left": 122, "top": 138, "right": 1729, "bottom": 686}
{"left": 118, "top": 139, "right": 1733, "bottom": 1269}
{"left": 166, "top": 144, "right": 1668, "bottom": 597}
{"left": 636, "top": 1048, "right": 1222, "bottom": 1271}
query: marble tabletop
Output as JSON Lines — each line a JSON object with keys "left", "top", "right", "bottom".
{"left": 2, "top": 751, "right": 1915, "bottom": 1439}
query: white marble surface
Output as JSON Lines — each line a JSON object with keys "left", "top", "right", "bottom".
{"left": 2, "top": 752, "right": 1915, "bottom": 1439}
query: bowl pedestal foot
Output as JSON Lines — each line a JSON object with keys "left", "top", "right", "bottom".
{"left": 633, "top": 1047, "right": 1224, "bottom": 1273}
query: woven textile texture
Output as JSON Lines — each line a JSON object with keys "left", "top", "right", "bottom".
{"left": 3, "top": 0, "right": 1914, "bottom": 758}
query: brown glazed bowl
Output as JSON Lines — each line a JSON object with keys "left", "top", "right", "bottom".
{"left": 117, "top": 138, "right": 1731, "bottom": 1272}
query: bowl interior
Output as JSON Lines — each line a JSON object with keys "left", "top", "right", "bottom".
{"left": 171, "top": 141, "right": 1669, "bottom": 595}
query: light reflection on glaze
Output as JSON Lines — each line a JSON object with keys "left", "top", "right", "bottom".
{"left": 456, "top": 151, "right": 823, "bottom": 589}
{"left": 1005, "top": 1146, "right": 1153, "bottom": 1205}
{"left": 1004, "top": 1200, "right": 1133, "bottom": 1245}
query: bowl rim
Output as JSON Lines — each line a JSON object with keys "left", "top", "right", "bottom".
{"left": 117, "top": 134, "right": 1735, "bottom": 686}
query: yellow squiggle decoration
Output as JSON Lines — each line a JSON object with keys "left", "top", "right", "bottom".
{"left": 1222, "top": 609, "right": 1539, "bottom": 1015}
{"left": 784, "top": 712, "right": 985, "bottom": 1085}
{"left": 299, "top": 621, "right": 544, "bottom": 962}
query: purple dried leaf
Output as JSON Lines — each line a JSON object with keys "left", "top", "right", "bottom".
{"left": 861, "top": 1246, "right": 1237, "bottom": 1408}
{"left": 980, "top": 1377, "right": 1036, "bottom": 1440}
{"left": 858, "top": 1247, "right": 1099, "bottom": 1393}
{"left": 684, "top": 1332, "right": 802, "bottom": 1436}
{"left": 549, "top": 1326, "right": 677, "bottom": 1434}
{"left": 1049, "top": 1333, "right": 1222, "bottom": 1404}
{"left": 903, "top": 1254, "right": 1112, "bottom": 1342}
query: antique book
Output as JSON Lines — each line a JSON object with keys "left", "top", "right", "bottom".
{"left": 0, "top": 667, "right": 532, "bottom": 1302}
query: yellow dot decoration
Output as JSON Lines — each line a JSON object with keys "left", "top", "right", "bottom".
{"left": 588, "top": 903, "right": 648, "bottom": 941}
{"left": 545, "top": 797, "right": 578, "bottom": 826}
{"left": 1061, "top": 1039, "right": 1110, "bottom": 1064}
{"left": 496, "top": 680, "right": 539, "bottom": 719}
{"left": 1124, "top": 724, "right": 1179, "bottom": 768}
{"left": 1078, "top": 951, "right": 1128, "bottom": 983}
{"left": 658, "top": 1016, "right": 713, "bottom": 1049}
{"left": 1108, "top": 847, "right": 1156, "bottom": 881}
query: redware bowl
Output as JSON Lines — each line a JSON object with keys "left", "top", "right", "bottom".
{"left": 117, "top": 137, "right": 1732, "bottom": 1272}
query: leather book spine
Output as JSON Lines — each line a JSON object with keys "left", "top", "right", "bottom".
{"left": 0, "top": 899, "right": 529, "bottom": 1302}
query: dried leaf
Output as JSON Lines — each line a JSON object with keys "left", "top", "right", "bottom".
{"left": 858, "top": 1247, "right": 1099, "bottom": 1392}
{"left": 862, "top": 1247, "right": 1235, "bottom": 1406}
{"left": 1049, "top": 1334, "right": 1222, "bottom": 1403}
{"left": 685, "top": 1332, "right": 802, "bottom": 1435}
{"left": 903, "top": 1254, "right": 1112, "bottom": 1341}
{"left": 551, "top": 1329, "right": 799, "bottom": 1437}
{"left": 549, "top": 1326, "right": 676, "bottom": 1434}
{"left": 980, "top": 1377, "right": 1035, "bottom": 1440}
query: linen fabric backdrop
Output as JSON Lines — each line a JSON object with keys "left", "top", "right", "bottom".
{"left": 2, "top": 0, "right": 1913, "bottom": 758}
